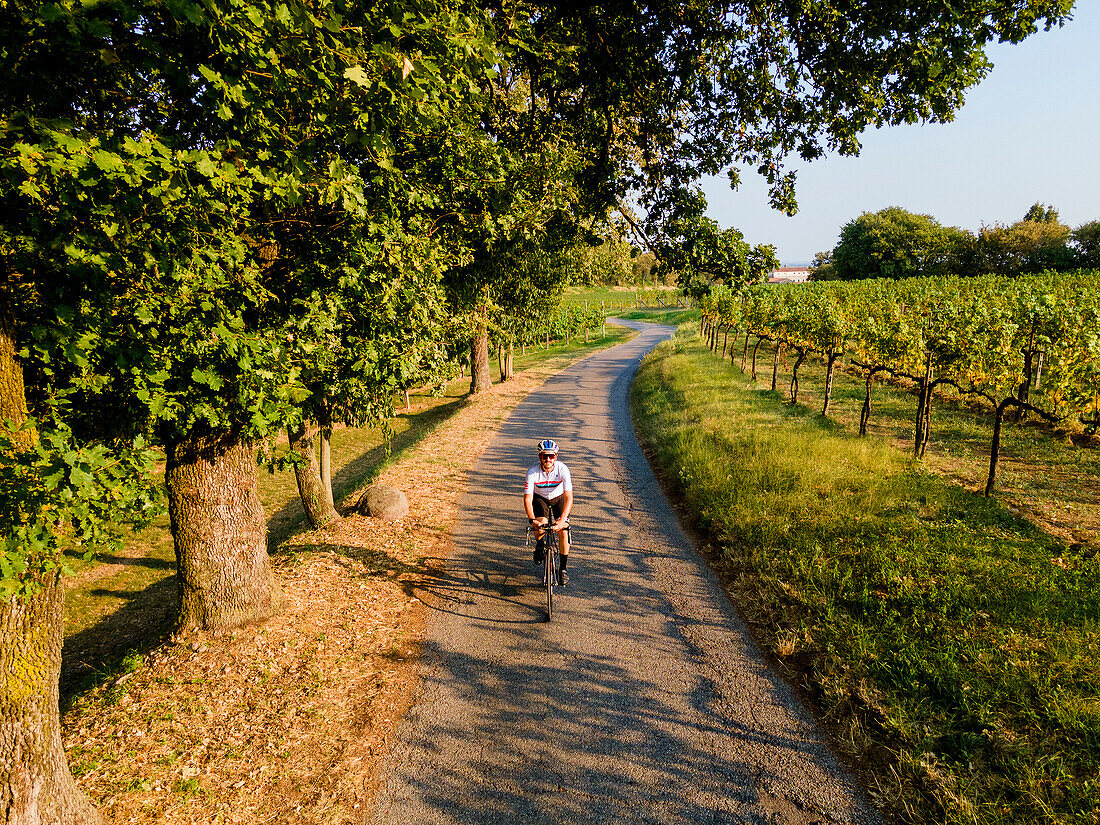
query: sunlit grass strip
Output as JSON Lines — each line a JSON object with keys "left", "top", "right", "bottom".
{"left": 631, "top": 328, "right": 1100, "bottom": 825}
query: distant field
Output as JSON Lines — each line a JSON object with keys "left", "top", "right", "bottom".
{"left": 562, "top": 284, "right": 683, "bottom": 310}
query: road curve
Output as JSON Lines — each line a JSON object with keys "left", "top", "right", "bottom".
{"left": 370, "top": 320, "right": 880, "bottom": 825}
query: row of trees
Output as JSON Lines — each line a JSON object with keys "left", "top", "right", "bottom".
{"left": 699, "top": 270, "right": 1100, "bottom": 495}
{"left": 813, "top": 204, "right": 1099, "bottom": 281}
{"left": 1, "top": 0, "right": 1076, "bottom": 821}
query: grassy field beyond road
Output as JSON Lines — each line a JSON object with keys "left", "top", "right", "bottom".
{"left": 631, "top": 327, "right": 1100, "bottom": 825}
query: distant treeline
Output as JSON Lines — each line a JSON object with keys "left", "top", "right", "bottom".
{"left": 812, "top": 204, "right": 1098, "bottom": 281}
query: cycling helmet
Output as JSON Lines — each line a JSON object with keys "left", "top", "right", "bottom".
{"left": 536, "top": 439, "right": 559, "bottom": 456}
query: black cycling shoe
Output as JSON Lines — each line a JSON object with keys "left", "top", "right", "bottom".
{"left": 533, "top": 540, "right": 544, "bottom": 565}
{"left": 557, "top": 569, "right": 569, "bottom": 587}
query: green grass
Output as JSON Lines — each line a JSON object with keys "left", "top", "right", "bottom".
{"left": 631, "top": 326, "right": 1100, "bottom": 825}
{"left": 722, "top": 330, "right": 1100, "bottom": 546}
{"left": 562, "top": 283, "right": 685, "bottom": 311}
{"left": 618, "top": 307, "right": 699, "bottom": 326}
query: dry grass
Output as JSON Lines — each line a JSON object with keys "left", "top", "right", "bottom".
{"left": 62, "top": 345, "right": 620, "bottom": 824}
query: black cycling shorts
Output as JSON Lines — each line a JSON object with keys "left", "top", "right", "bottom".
{"left": 533, "top": 494, "right": 565, "bottom": 523}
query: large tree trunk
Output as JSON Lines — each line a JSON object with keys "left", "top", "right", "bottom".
{"left": 1, "top": 573, "right": 105, "bottom": 825}
{"left": 469, "top": 323, "right": 492, "bottom": 395}
{"left": 1, "top": 319, "right": 104, "bottom": 824}
{"left": 166, "top": 430, "right": 283, "bottom": 636}
{"left": 0, "top": 323, "right": 29, "bottom": 429}
{"left": 288, "top": 423, "right": 340, "bottom": 529}
{"left": 504, "top": 342, "right": 514, "bottom": 380}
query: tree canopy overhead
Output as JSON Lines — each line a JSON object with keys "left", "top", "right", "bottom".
{"left": 562, "top": 0, "right": 1078, "bottom": 225}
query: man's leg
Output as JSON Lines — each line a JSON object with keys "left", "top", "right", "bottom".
{"left": 556, "top": 525, "right": 569, "bottom": 585}
{"left": 532, "top": 498, "right": 549, "bottom": 564}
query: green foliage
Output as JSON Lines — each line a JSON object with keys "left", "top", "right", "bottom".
{"left": 748, "top": 272, "right": 1099, "bottom": 422}
{"left": 571, "top": 226, "right": 635, "bottom": 286}
{"left": 0, "top": 0, "right": 499, "bottom": 605}
{"left": 973, "top": 207, "right": 1076, "bottom": 276}
{"left": 831, "top": 207, "right": 970, "bottom": 280}
{"left": 826, "top": 203, "right": 1087, "bottom": 281}
{"left": 1071, "top": 221, "right": 1100, "bottom": 269}
{"left": 0, "top": 420, "right": 162, "bottom": 600}
{"left": 808, "top": 250, "right": 836, "bottom": 281}
{"left": 657, "top": 199, "right": 777, "bottom": 299}
{"left": 632, "top": 1, "right": 1073, "bottom": 229}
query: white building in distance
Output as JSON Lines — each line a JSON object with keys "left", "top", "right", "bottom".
{"left": 768, "top": 266, "right": 811, "bottom": 284}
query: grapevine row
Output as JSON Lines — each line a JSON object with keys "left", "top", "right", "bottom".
{"left": 699, "top": 271, "right": 1100, "bottom": 495}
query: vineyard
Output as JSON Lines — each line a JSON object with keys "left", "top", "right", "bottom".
{"left": 699, "top": 271, "right": 1100, "bottom": 496}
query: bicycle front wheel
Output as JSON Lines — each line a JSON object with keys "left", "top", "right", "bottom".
{"left": 545, "top": 546, "right": 554, "bottom": 621}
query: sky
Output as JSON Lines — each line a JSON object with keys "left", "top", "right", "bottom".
{"left": 699, "top": 3, "right": 1100, "bottom": 266}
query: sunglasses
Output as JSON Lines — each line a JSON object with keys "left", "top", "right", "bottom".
{"left": 539, "top": 453, "right": 557, "bottom": 460}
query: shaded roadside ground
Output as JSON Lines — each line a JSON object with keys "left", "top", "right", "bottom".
{"left": 371, "top": 321, "right": 880, "bottom": 824}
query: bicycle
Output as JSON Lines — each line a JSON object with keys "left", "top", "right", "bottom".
{"left": 525, "top": 505, "right": 570, "bottom": 622}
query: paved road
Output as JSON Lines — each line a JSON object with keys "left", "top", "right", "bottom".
{"left": 371, "top": 321, "right": 880, "bottom": 825}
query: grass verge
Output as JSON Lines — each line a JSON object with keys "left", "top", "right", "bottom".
{"left": 631, "top": 326, "right": 1100, "bottom": 825}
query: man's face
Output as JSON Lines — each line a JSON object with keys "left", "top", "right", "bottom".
{"left": 539, "top": 452, "right": 557, "bottom": 469}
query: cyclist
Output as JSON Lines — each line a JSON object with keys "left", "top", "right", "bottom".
{"left": 523, "top": 439, "right": 572, "bottom": 586}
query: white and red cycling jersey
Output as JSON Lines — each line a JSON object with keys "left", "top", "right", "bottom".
{"left": 524, "top": 461, "right": 573, "bottom": 501}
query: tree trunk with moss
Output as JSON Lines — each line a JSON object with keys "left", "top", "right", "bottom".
{"left": 1, "top": 320, "right": 104, "bottom": 825}
{"left": 166, "top": 430, "right": 283, "bottom": 636}
{"left": 288, "top": 423, "right": 340, "bottom": 529}
{"left": 1, "top": 573, "right": 105, "bottom": 825}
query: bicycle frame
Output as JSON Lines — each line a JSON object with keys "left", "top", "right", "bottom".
{"left": 525, "top": 505, "right": 570, "bottom": 621}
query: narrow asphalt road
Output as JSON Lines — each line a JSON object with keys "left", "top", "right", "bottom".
{"left": 371, "top": 320, "right": 880, "bottom": 825}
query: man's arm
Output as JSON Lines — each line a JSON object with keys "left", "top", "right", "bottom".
{"left": 523, "top": 492, "right": 537, "bottom": 522}
{"left": 555, "top": 490, "right": 573, "bottom": 527}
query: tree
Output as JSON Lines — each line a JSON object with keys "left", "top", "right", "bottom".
{"left": 632, "top": 251, "right": 660, "bottom": 285}
{"left": 656, "top": 196, "right": 777, "bottom": 296}
{"left": 831, "top": 207, "right": 971, "bottom": 280}
{"left": 612, "top": 1, "right": 1076, "bottom": 231}
{"left": 1, "top": 0, "right": 495, "bottom": 819}
{"left": 1071, "top": 220, "right": 1100, "bottom": 270}
{"left": 808, "top": 250, "right": 837, "bottom": 281}
{"left": 572, "top": 224, "right": 634, "bottom": 286}
{"left": 974, "top": 205, "right": 1075, "bottom": 276}
{"left": 1023, "top": 202, "right": 1060, "bottom": 223}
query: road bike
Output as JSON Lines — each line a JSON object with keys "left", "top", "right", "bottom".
{"left": 525, "top": 505, "right": 570, "bottom": 621}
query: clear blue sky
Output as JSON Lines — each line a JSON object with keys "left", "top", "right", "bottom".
{"left": 700, "top": 3, "right": 1100, "bottom": 266}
